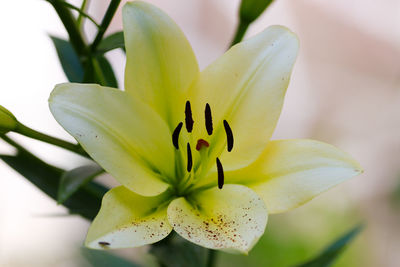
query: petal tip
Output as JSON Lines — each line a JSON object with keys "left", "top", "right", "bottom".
{"left": 123, "top": 0, "right": 156, "bottom": 15}
{"left": 264, "top": 25, "right": 299, "bottom": 43}
{"left": 48, "top": 83, "right": 68, "bottom": 102}
{"left": 347, "top": 157, "right": 363, "bottom": 176}
{"left": 355, "top": 167, "right": 364, "bottom": 175}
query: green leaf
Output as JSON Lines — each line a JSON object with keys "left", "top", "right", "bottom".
{"left": 0, "top": 141, "right": 107, "bottom": 220}
{"left": 50, "top": 36, "right": 84, "bottom": 82}
{"left": 239, "top": 0, "right": 274, "bottom": 23}
{"left": 295, "top": 224, "right": 363, "bottom": 267}
{"left": 151, "top": 234, "right": 209, "bottom": 267}
{"left": 58, "top": 164, "right": 104, "bottom": 204}
{"left": 97, "top": 31, "right": 125, "bottom": 54}
{"left": 81, "top": 247, "right": 142, "bottom": 267}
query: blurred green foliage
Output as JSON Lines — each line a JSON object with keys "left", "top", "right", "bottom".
{"left": 217, "top": 206, "right": 368, "bottom": 267}
{"left": 296, "top": 224, "right": 363, "bottom": 267}
{"left": 390, "top": 175, "right": 400, "bottom": 208}
{"left": 81, "top": 248, "right": 141, "bottom": 267}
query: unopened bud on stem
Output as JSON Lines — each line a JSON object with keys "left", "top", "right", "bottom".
{"left": 0, "top": 105, "right": 18, "bottom": 134}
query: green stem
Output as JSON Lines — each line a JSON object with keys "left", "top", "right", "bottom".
{"left": 230, "top": 20, "right": 250, "bottom": 47}
{"left": 14, "top": 123, "right": 88, "bottom": 157}
{"left": 91, "top": 57, "right": 107, "bottom": 85}
{"left": 207, "top": 249, "right": 217, "bottom": 267}
{"left": 91, "top": 0, "right": 121, "bottom": 52}
{"left": 48, "top": 0, "right": 87, "bottom": 56}
{"left": 77, "top": 0, "right": 90, "bottom": 29}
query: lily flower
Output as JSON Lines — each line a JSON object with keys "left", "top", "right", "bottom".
{"left": 49, "top": 1, "right": 362, "bottom": 253}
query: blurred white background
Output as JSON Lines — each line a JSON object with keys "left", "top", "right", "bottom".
{"left": 1, "top": 0, "right": 399, "bottom": 266}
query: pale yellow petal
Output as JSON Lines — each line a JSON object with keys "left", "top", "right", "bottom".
{"left": 167, "top": 184, "right": 267, "bottom": 253}
{"left": 85, "top": 186, "right": 173, "bottom": 249}
{"left": 226, "top": 139, "right": 363, "bottom": 213}
{"left": 123, "top": 1, "right": 199, "bottom": 127}
{"left": 49, "top": 83, "right": 174, "bottom": 196}
{"left": 189, "top": 25, "right": 299, "bottom": 171}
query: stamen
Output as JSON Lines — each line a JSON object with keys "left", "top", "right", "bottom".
{"left": 205, "top": 103, "right": 213, "bottom": 135}
{"left": 187, "top": 143, "right": 193, "bottom": 172}
{"left": 223, "top": 120, "right": 234, "bottom": 152}
{"left": 172, "top": 122, "right": 183, "bottom": 149}
{"left": 98, "top": 241, "right": 110, "bottom": 246}
{"left": 196, "top": 139, "right": 210, "bottom": 151}
{"left": 185, "top": 101, "right": 194, "bottom": 132}
{"left": 216, "top": 158, "right": 224, "bottom": 189}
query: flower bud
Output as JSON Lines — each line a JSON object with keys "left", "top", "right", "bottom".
{"left": 239, "top": 0, "right": 274, "bottom": 23}
{"left": 0, "top": 105, "right": 18, "bottom": 134}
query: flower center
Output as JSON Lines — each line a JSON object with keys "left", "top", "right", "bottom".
{"left": 171, "top": 101, "right": 234, "bottom": 193}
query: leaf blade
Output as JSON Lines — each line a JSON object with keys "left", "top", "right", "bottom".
{"left": 50, "top": 36, "right": 84, "bottom": 82}
{"left": 58, "top": 164, "right": 104, "bottom": 204}
{"left": 295, "top": 224, "right": 364, "bottom": 267}
{"left": 97, "top": 31, "right": 125, "bottom": 54}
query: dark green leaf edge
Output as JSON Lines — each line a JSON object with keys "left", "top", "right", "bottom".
{"left": 57, "top": 164, "right": 104, "bottom": 204}
{"left": 295, "top": 224, "right": 364, "bottom": 267}
{"left": 50, "top": 35, "right": 84, "bottom": 82}
{"left": 97, "top": 31, "right": 125, "bottom": 54}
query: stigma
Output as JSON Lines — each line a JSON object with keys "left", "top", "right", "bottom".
{"left": 196, "top": 139, "right": 209, "bottom": 151}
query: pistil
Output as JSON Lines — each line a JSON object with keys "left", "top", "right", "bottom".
{"left": 196, "top": 139, "right": 209, "bottom": 151}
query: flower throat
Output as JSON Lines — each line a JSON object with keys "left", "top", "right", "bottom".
{"left": 172, "top": 101, "right": 234, "bottom": 190}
